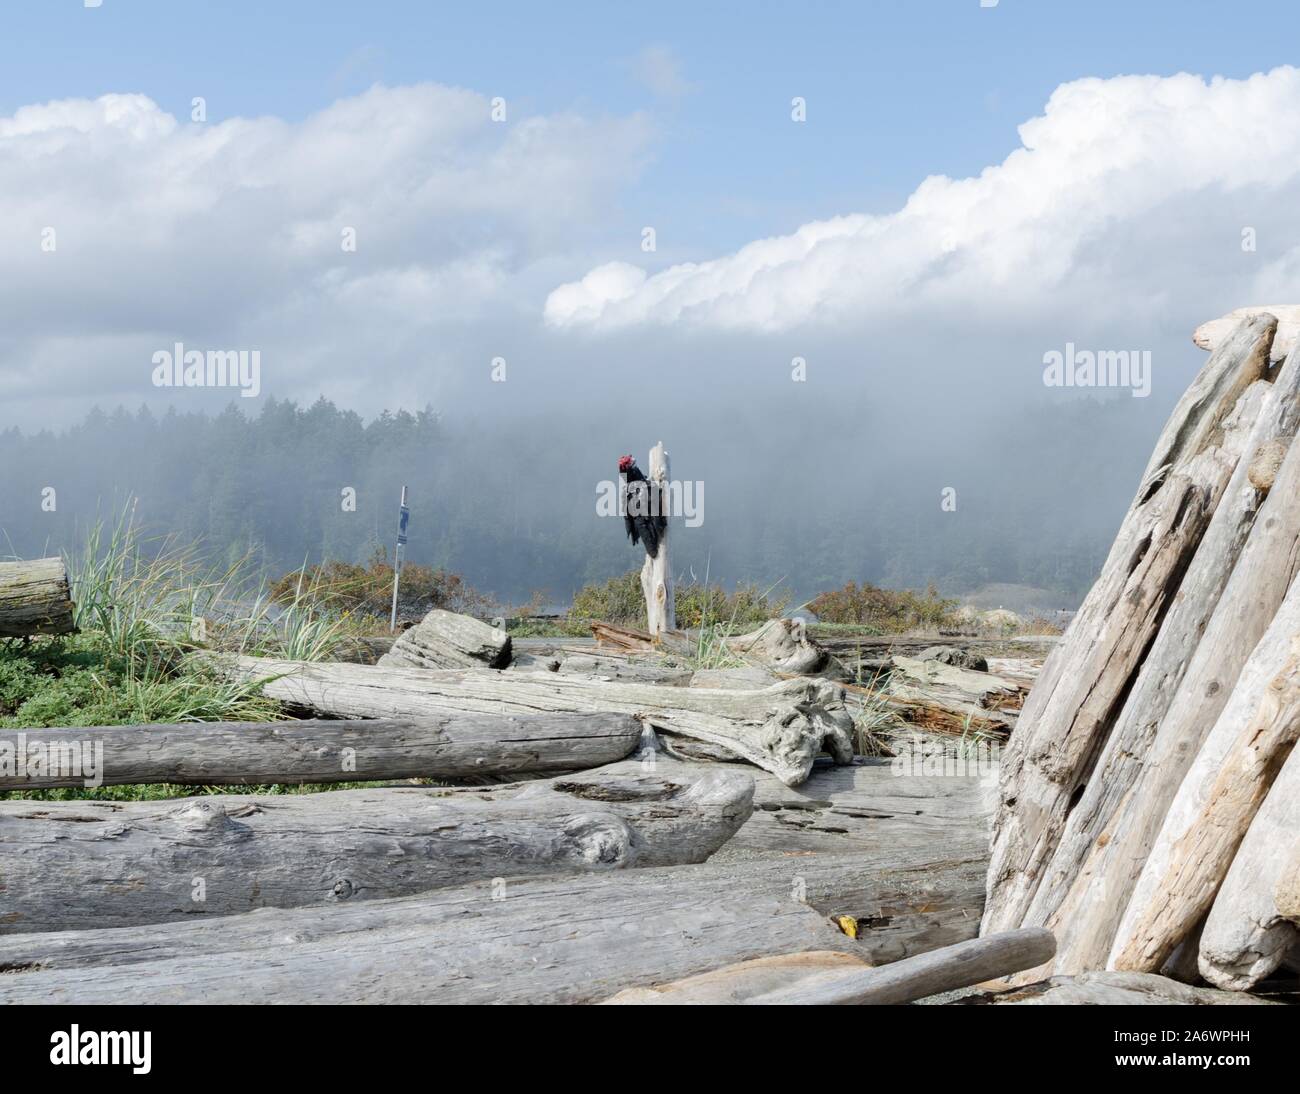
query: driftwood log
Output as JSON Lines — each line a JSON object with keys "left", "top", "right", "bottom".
{"left": 601, "top": 950, "right": 873, "bottom": 1005}
{"left": 1010, "top": 346, "right": 1300, "bottom": 976}
{"left": 211, "top": 655, "right": 856, "bottom": 785}
{"left": 0, "top": 711, "right": 642, "bottom": 790}
{"left": 1196, "top": 733, "right": 1300, "bottom": 989}
{"left": 378, "top": 609, "right": 511, "bottom": 670}
{"left": 0, "top": 557, "right": 75, "bottom": 638}
{"left": 746, "top": 928, "right": 1055, "bottom": 1006}
{"left": 0, "top": 847, "right": 978, "bottom": 1004}
{"left": 985, "top": 315, "right": 1277, "bottom": 936}
{"left": 1109, "top": 590, "right": 1300, "bottom": 972}
{"left": 0, "top": 765, "right": 753, "bottom": 933}
{"left": 725, "top": 619, "right": 835, "bottom": 676}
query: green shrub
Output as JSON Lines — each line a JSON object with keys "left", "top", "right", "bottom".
{"left": 807, "top": 581, "right": 957, "bottom": 632}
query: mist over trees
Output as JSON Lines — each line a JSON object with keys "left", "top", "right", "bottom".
{"left": 0, "top": 393, "right": 1153, "bottom": 611}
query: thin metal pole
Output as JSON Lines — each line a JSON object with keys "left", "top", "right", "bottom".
{"left": 390, "top": 484, "right": 408, "bottom": 632}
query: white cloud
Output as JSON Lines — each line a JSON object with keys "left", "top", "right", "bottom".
{"left": 0, "top": 84, "right": 653, "bottom": 421}
{"left": 545, "top": 67, "right": 1300, "bottom": 333}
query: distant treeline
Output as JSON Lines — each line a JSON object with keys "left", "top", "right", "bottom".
{"left": 0, "top": 395, "right": 1139, "bottom": 608}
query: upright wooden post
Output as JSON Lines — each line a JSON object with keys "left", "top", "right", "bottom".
{"left": 642, "top": 441, "right": 675, "bottom": 637}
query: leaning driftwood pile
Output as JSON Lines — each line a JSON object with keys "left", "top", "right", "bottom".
{"left": 984, "top": 307, "right": 1300, "bottom": 993}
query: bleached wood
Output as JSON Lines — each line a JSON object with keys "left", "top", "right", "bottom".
{"left": 211, "top": 655, "right": 856, "bottom": 785}
{"left": 0, "top": 849, "right": 979, "bottom": 1004}
{"left": 602, "top": 951, "right": 872, "bottom": 1004}
{"left": 1198, "top": 743, "right": 1300, "bottom": 989}
{"left": 0, "top": 557, "right": 75, "bottom": 638}
{"left": 0, "top": 711, "right": 642, "bottom": 790}
{"left": 0, "top": 764, "right": 754, "bottom": 934}
{"left": 1109, "top": 584, "right": 1300, "bottom": 972}
{"left": 984, "top": 315, "right": 1277, "bottom": 934}
{"left": 378, "top": 608, "right": 511, "bottom": 669}
{"left": 746, "top": 928, "right": 1055, "bottom": 1006}
{"left": 641, "top": 441, "right": 675, "bottom": 637}
{"left": 1016, "top": 359, "right": 1300, "bottom": 976}
{"left": 725, "top": 619, "right": 832, "bottom": 676}
{"left": 1193, "top": 304, "right": 1300, "bottom": 365}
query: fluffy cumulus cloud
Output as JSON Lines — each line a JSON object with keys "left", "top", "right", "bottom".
{"left": 0, "top": 85, "right": 652, "bottom": 421}
{"left": 544, "top": 67, "right": 1300, "bottom": 333}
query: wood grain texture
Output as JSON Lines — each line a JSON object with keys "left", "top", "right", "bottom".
{"left": 211, "top": 654, "right": 856, "bottom": 785}
{"left": 984, "top": 315, "right": 1277, "bottom": 936}
{"left": 0, "top": 712, "right": 642, "bottom": 789}
{"left": 0, "top": 558, "right": 74, "bottom": 638}
{"left": 0, "top": 849, "right": 978, "bottom": 1004}
{"left": 0, "top": 764, "right": 754, "bottom": 933}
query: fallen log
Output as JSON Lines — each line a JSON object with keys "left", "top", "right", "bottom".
{"left": 0, "top": 848, "right": 980, "bottom": 1003}
{"left": 745, "top": 928, "right": 1055, "bottom": 1005}
{"left": 0, "top": 557, "right": 75, "bottom": 638}
{"left": 725, "top": 619, "right": 835, "bottom": 676}
{"left": 378, "top": 608, "right": 511, "bottom": 669}
{"left": 985, "top": 315, "right": 1277, "bottom": 935}
{"left": 1015, "top": 350, "right": 1300, "bottom": 975}
{"left": 722, "top": 757, "right": 994, "bottom": 863}
{"left": 1109, "top": 589, "right": 1300, "bottom": 973}
{"left": 590, "top": 620, "right": 695, "bottom": 656}
{"left": 888, "top": 655, "right": 1026, "bottom": 711}
{"left": 1198, "top": 740, "right": 1300, "bottom": 989}
{"left": 555, "top": 651, "right": 693, "bottom": 685}
{"left": 0, "top": 711, "right": 642, "bottom": 790}
{"left": 0, "top": 765, "right": 753, "bottom": 933}
{"left": 210, "top": 655, "right": 856, "bottom": 785}
{"left": 602, "top": 951, "right": 873, "bottom": 1005}
{"left": 984, "top": 970, "right": 1281, "bottom": 1006}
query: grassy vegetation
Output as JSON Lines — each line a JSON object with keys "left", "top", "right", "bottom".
{"left": 1, "top": 515, "right": 381, "bottom": 802}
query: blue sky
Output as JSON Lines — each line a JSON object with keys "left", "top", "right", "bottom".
{"left": 8, "top": 0, "right": 1300, "bottom": 260}
{"left": 5, "top": 1, "right": 1300, "bottom": 431}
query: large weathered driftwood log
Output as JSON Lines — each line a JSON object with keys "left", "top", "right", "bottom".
{"left": 378, "top": 609, "right": 511, "bottom": 670}
{"left": 1109, "top": 585, "right": 1300, "bottom": 972}
{"left": 1197, "top": 733, "right": 1300, "bottom": 989}
{"left": 0, "top": 848, "right": 980, "bottom": 1004}
{"left": 889, "top": 655, "right": 1026, "bottom": 711}
{"left": 984, "top": 315, "right": 1277, "bottom": 935}
{"left": 745, "top": 928, "right": 1055, "bottom": 1006}
{"left": 0, "top": 711, "right": 642, "bottom": 790}
{"left": 211, "top": 655, "right": 856, "bottom": 785}
{"left": 722, "top": 756, "right": 994, "bottom": 863}
{"left": 0, "top": 765, "right": 753, "bottom": 933}
{"left": 725, "top": 619, "right": 835, "bottom": 677}
{"left": 1014, "top": 350, "right": 1300, "bottom": 975}
{"left": 0, "top": 557, "right": 75, "bottom": 638}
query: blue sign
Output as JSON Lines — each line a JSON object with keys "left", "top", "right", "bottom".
{"left": 397, "top": 504, "right": 410, "bottom": 546}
